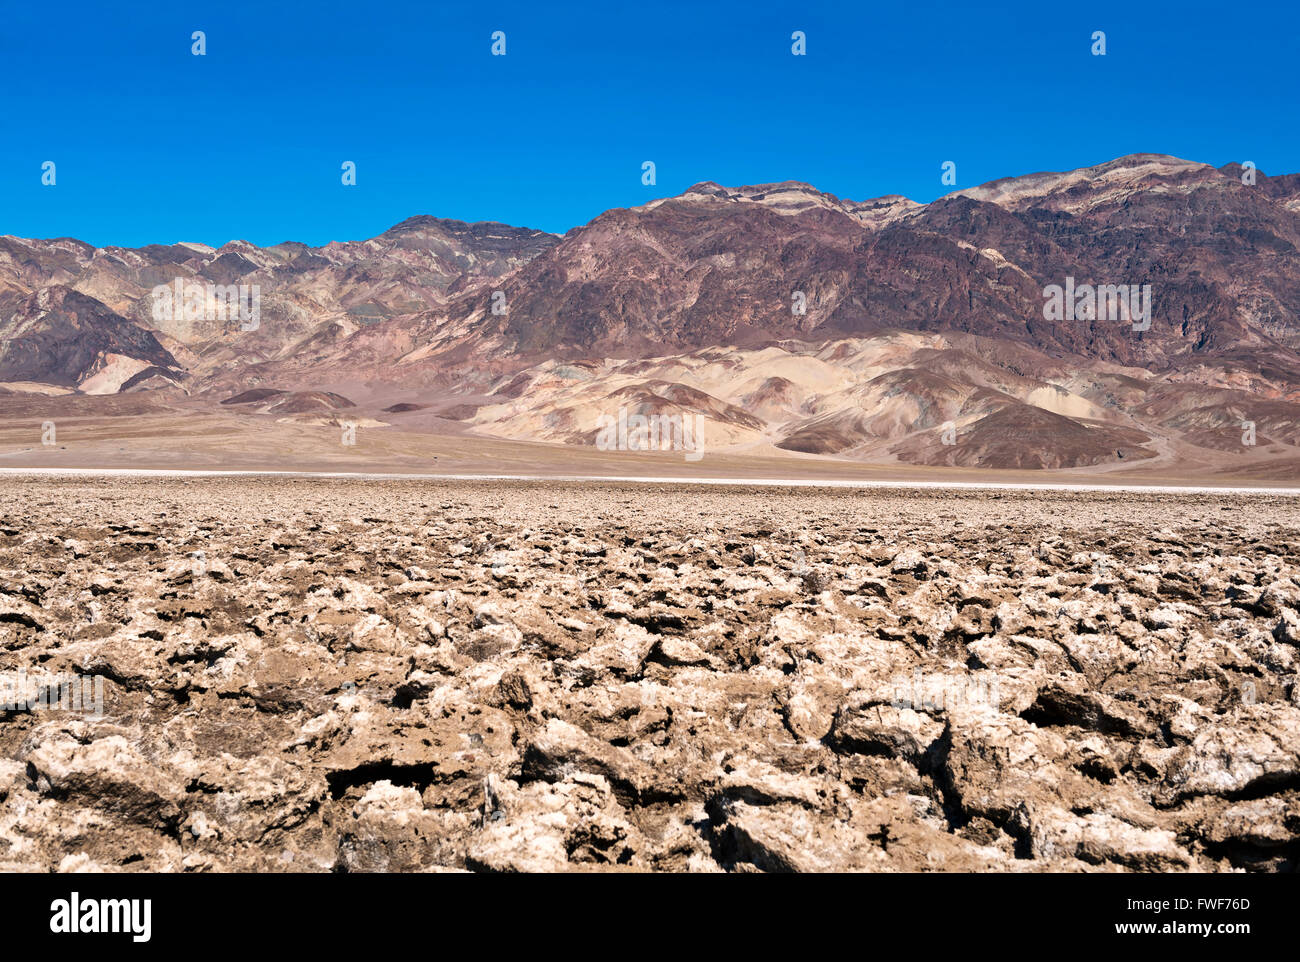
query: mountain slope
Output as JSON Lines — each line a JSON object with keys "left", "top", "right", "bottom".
{"left": 3, "top": 154, "right": 1300, "bottom": 474}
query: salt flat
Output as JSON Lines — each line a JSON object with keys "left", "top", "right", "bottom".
{"left": 1, "top": 466, "right": 1299, "bottom": 497}
{"left": 0, "top": 477, "right": 1297, "bottom": 871}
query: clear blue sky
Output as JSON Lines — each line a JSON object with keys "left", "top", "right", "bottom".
{"left": 2, "top": 0, "right": 1295, "bottom": 248}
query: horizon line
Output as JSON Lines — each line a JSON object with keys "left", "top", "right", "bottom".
{"left": 3, "top": 152, "right": 1271, "bottom": 253}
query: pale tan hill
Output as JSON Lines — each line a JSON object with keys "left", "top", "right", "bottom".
{"left": 439, "top": 333, "right": 1290, "bottom": 471}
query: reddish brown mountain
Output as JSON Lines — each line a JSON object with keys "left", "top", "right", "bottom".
{"left": 3, "top": 154, "right": 1300, "bottom": 473}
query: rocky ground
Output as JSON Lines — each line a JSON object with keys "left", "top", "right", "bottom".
{"left": 0, "top": 477, "right": 1297, "bottom": 872}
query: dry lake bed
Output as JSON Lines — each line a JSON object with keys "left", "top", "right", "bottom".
{"left": 1, "top": 476, "right": 1298, "bottom": 872}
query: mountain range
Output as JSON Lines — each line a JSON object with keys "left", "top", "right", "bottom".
{"left": 3, "top": 153, "right": 1300, "bottom": 477}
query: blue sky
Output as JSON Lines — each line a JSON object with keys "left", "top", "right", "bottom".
{"left": 2, "top": 0, "right": 1296, "bottom": 248}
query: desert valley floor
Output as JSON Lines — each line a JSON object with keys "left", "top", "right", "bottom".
{"left": 0, "top": 477, "right": 1298, "bottom": 872}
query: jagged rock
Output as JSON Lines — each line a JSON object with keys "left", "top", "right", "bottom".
{"left": 1, "top": 479, "right": 1297, "bottom": 872}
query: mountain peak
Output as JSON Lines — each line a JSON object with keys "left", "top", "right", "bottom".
{"left": 644, "top": 180, "right": 856, "bottom": 220}
{"left": 951, "top": 154, "right": 1216, "bottom": 210}
{"left": 378, "top": 215, "right": 556, "bottom": 246}
{"left": 382, "top": 214, "right": 467, "bottom": 235}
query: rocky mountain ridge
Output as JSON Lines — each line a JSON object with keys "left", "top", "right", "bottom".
{"left": 3, "top": 153, "right": 1300, "bottom": 474}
